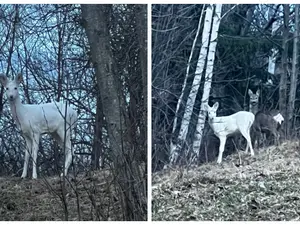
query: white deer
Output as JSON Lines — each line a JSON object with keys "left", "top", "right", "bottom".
{"left": 0, "top": 73, "right": 78, "bottom": 179}
{"left": 204, "top": 102, "right": 255, "bottom": 164}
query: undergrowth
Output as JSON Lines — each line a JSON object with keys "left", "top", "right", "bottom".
{"left": 152, "top": 141, "right": 300, "bottom": 221}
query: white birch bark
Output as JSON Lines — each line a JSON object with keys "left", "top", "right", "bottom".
{"left": 268, "top": 5, "right": 280, "bottom": 74}
{"left": 288, "top": 4, "right": 299, "bottom": 131}
{"left": 170, "top": 5, "right": 205, "bottom": 151}
{"left": 169, "top": 5, "right": 214, "bottom": 164}
{"left": 192, "top": 4, "right": 222, "bottom": 159}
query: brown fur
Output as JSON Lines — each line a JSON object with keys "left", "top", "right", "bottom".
{"left": 251, "top": 111, "right": 279, "bottom": 148}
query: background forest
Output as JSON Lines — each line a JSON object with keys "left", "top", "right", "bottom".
{"left": 0, "top": 4, "right": 147, "bottom": 221}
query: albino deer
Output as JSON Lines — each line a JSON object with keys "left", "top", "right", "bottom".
{"left": 204, "top": 102, "right": 255, "bottom": 164}
{"left": 0, "top": 73, "right": 78, "bottom": 179}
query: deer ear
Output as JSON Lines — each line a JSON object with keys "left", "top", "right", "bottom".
{"left": 0, "top": 74, "right": 8, "bottom": 87}
{"left": 248, "top": 89, "right": 253, "bottom": 95}
{"left": 256, "top": 89, "right": 260, "bottom": 95}
{"left": 213, "top": 102, "right": 219, "bottom": 110}
{"left": 15, "top": 73, "right": 23, "bottom": 84}
{"left": 203, "top": 103, "right": 209, "bottom": 111}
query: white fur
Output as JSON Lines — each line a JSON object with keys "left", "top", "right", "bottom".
{"left": 204, "top": 102, "right": 255, "bottom": 164}
{"left": 0, "top": 73, "right": 77, "bottom": 179}
{"left": 273, "top": 113, "right": 284, "bottom": 125}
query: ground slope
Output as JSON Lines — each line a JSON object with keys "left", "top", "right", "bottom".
{"left": 152, "top": 141, "right": 300, "bottom": 221}
{"left": 0, "top": 169, "right": 121, "bottom": 221}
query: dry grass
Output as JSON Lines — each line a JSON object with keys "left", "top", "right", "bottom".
{"left": 0, "top": 169, "right": 122, "bottom": 221}
{"left": 152, "top": 141, "right": 300, "bottom": 221}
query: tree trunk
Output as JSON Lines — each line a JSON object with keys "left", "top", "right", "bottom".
{"left": 169, "top": 5, "right": 213, "bottom": 164}
{"left": 56, "top": 8, "right": 67, "bottom": 102}
{"left": 134, "top": 5, "right": 147, "bottom": 115}
{"left": 133, "top": 4, "right": 147, "bottom": 162}
{"left": 268, "top": 5, "right": 280, "bottom": 75}
{"left": 240, "top": 5, "right": 255, "bottom": 36}
{"left": 288, "top": 4, "right": 299, "bottom": 137}
{"left": 279, "top": 4, "right": 289, "bottom": 138}
{"left": 170, "top": 5, "right": 205, "bottom": 136}
{"left": 81, "top": 4, "right": 124, "bottom": 166}
{"left": 91, "top": 92, "right": 103, "bottom": 169}
{"left": 81, "top": 4, "right": 146, "bottom": 220}
{"left": 192, "top": 4, "right": 222, "bottom": 161}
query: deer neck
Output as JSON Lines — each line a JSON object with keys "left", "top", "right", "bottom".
{"left": 208, "top": 117, "right": 222, "bottom": 126}
{"left": 249, "top": 102, "right": 258, "bottom": 115}
{"left": 9, "top": 96, "right": 25, "bottom": 127}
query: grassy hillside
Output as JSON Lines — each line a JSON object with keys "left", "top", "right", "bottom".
{"left": 0, "top": 170, "right": 122, "bottom": 220}
{"left": 152, "top": 141, "right": 300, "bottom": 221}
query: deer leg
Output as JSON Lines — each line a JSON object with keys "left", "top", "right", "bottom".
{"left": 273, "top": 124, "right": 279, "bottom": 145}
{"left": 240, "top": 129, "right": 254, "bottom": 156}
{"left": 257, "top": 131, "right": 262, "bottom": 149}
{"left": 250, "top": 128, "right": 257, "bottom": 151}
{"left": 245, "top": 142, "right": 249, "bottom": 153}
{"left": 31, "top": 133, "right": 40, "bottom": 179}
{"left": 265, "top": 131, "right": 271, "bottom": 146}
{"left": 217, "top": 136, "right": 226, "bottom": 164}
{"left": 57, "top": 128, "right": 73, "bottom": 177}
{"left": 252, "top": 131, "right": 258, "bottom": 150}
{"left": 263, "top": 132, "right": 269, "bottom": 147}
{"left": 21, "top": 135, "right": 32, "bottom": 178}
{"left": 274, "top": 131, "right": 279, "bottom": 146}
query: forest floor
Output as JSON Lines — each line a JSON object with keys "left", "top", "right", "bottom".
{"left": 152, "top": 140, "right": 300, "bottom": 221}
{"left": 0, "top": 169, "right": 122, "bottom": 221}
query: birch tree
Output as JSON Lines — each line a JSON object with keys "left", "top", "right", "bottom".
{"left": 192, "top": 4, "right": 222, "bottom": 160}
{"left": 169, "top": 5, "right": 213, "bottom": 164}
{"left": 268, "top": 5, "right": 281, "bottom": 75}
{"left": 169, "top": 4, "right": 223, "bottom": 164}
{"left": 170, "top": 4, "right": 205, "bottom": 148}
{"left": 288, "top": 4, "right": 299, "bottom": 136}
{"left": 279, "top": 4, "right": 289, "bottom": 137}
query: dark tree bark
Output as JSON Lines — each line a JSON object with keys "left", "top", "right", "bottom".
{"left": 240, "top": 4, "right": 256, "bottom": 36}
{"left": 81, "top": 4, "right": 124, "bottom": 156}
{"left": 135, "top": 4, "right": 147, "bottom": 113}
{"left": 91, "top": 91, "right": 103, "bottom": 169}
{"left": 134, "top": 5, "right": 147, "bottom": 161}
{"left": 81, "top": 4, "right": 146, "bottom": 221}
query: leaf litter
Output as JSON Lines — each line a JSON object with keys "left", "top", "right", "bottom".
{"left": 152, "top": 141, "right": 300, "bottom": 221}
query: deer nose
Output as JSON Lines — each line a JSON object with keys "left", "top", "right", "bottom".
{"left": 9, "top": 95, "right": 13, "bottom": 100}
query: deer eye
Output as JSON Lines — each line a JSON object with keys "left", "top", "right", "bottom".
{"left": 14, "top": 87, "right": 17, "bottom": 90}
{"left": 6, "top": 87, "right": 8, "bottom": 90}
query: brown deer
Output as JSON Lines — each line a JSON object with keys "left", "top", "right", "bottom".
{"left": 251, "top": 111, "right": 280, "bottom": 148}
{"left": 248, "top": 89, "right": 283, "bottom": 149}
{"left": 248, "top": 89, "right": 259, "bottom": 115}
